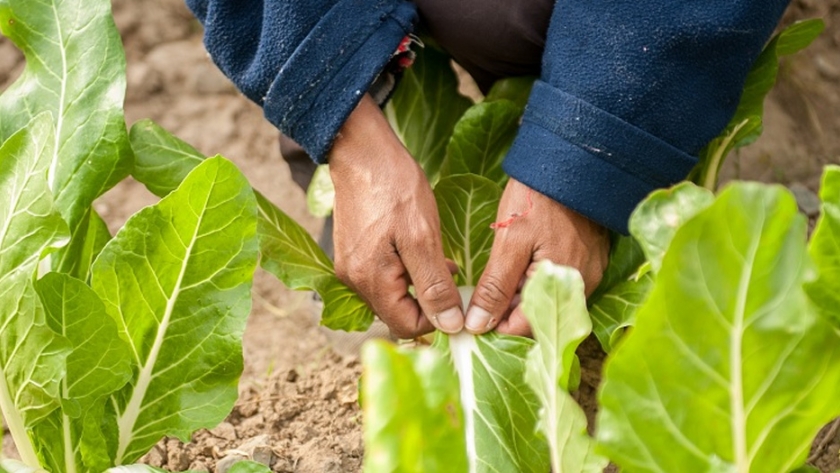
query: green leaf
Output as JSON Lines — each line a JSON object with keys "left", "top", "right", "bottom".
{"left": 805, "top": 165, "right": 840, "bottom": 327}
{"left": 443, "top": 288, "right": 549, "bottom": 473}
{"left": 588, "top": 234, "right": 646, "bottom": 302}
{"left": 227, "top": 461, "right": 273, "bottom": 473}
{"left": 90, "top": 156, "right": 258, "bottom": 464}
{"left": 597, "top": 183, "right": 840, "bottom": 472}
{"left": 306, "top": 164, "right": 335, "bottom": 218}
{"left": 130, "top": 119, "right": 204, "bottom": 198}
{"left": 691, "top": 20, "right": 823, "bottom": 189}
{"left": 629, "top": 182, "right": 715, "bottom": 273}
{"left": 33, "top": 273, "right": 133, "bottom": 473}
{"left": 129, "top": 120, "right": 374, "bottom": 332}
{"left": 362, "top": 341, "right": 467, "bottom": 473}
{"left": 258, "top": 192, "right": 375, "bottom": 331}
{"left": 447, "top": 330, "right": 550, "bottom": 473}
{"left": 440, "top": 100, "right": 520, "bottom": 186}
{"left": 484, "top": 76, "right": 535, "bottom": 109}
{"left": 521, "top": 263, "right": 607, "bottom": 472}
{"left": 434, "top": 175, "right": 502, "bottom": 286}
{"left": 0, "top": 116, "right": 71, "bottom": 467}
{"left": 588, "top": 271, "right": 653, "bottom": 353}
{"left": 0, "top": 0, "right": 133, "bottom": 272}
{"left": 385, "top": 46, "right": 472, "bottom": 181}
{"left": 59, "top": 207, "right": 112, "bottom": 282}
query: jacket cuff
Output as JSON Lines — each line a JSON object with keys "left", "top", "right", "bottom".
{"left": 503, "top": 81, "right": 698, "bottom": 234}
{"left": 263, "top": 0, "right": 417, "bottom": 163}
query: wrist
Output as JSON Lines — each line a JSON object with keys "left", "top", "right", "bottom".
{"left": 328, "top": 94, "right": 409, "bottom": 186}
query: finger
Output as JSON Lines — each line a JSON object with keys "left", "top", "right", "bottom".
{"left": 401, "top": 240, "right": 464, "bottom": 334}
{"left": 466, "top": 233, "right": 531, "bottom": 334}
{"left": 337, "top": 250, "right": 434, "bottom": 339}
{"left": 445, "top": 258, "right": 460, "bottom": 275}
{"left": 495, "top": 305, "right": 532, "bottom": 337}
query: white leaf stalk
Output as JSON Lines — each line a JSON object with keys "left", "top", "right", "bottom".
{"left": 450, "top": 287, "right": 478, "bottom": 473}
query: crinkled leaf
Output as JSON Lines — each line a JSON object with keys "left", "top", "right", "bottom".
{"left": 306, "top": 164, "right": 334, "bottom": 218}
{"left": 91, "top": 156, "right": 258, "bottom": 464}
{"left": 33, "top": 272, "right": 132, "bottom": 473}
{"left": 130, "top": 119, "right": 204, "bottom": 197}
{"left": 484, "top": 76, "right": 535, "bottom": 109}
{"left": 522, "top": 263, "right": 607, "bottom": 472}
{"left": 691, "top": 20, "right": 823, "bottom": 189}
{"left": 446, "top": 330, "right": 550, "bottom": 473}
{"left": 385, "top": 46, "right": 472, "bottom": 181}
{"left": 362, "top": 340, "right": 467, "bottom": 473}
{"left": 443, "top": 288, "right": 549, "bottom": 473}
{"left": 0, "top": 0, "right": 133, "bottom": 273}
{"left": 587, "top": 234, "right": 646, "bottom": 353}
{"left": 434, "top": 175, "right": 502, "bottom": 286}
{"left": 258, "top": 192, "right": 374, "bottom": 331}
{"left": 60, "top": 207, "right": 111, "bottom": 282}
{"left": 440, "top": 100, "right": 520, "bottom": 186}
{"left": 129, "top": 120, "right": 373, "bottom": 332}
{"left": 589, "top": 272, "right": 653, "bottom": 353}
{"left": 806, "top": 165, "right": 840, "bottom": 327}
{"left": 598, "top": 183, "right": 840, "bottom": 472}
{"left": 0, "top": 116, "right": 71, "bottom": 466}
{"left": 588, "top": 234, "right": 645, "bottom": 302}
{"left": 628, "top": 181, "right": 715, "bottom": 273}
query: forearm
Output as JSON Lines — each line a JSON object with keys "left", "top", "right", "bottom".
{"left": 504, "top": 0, "right": 790, "bottom": 233}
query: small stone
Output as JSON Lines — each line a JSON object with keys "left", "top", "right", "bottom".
{"left": 141, "top": 444, "right": 166, "bottom": 468}
{"left": 815, "top": 54, "right": 840, "bottom": 81}
{"left": 285, "top": 369, "right": 298, "bottom": 383}
{"left": 167, "top": 447, "right": 191, "bottom": 471}
{"left": 252, "top": 445, "right": 274, "bottom": 466}
{"left": 789, "top": 182, "right": 822, "bottom": 217}
{"left": 215, "top": 453, "right": 249, "bottom": 473}
{"left": 211, "top": 421, "right": 238, "bottom": 441}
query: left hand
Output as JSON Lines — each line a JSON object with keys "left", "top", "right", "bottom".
{"left": 465, "top": 178, "right": 610, "bottom": 336}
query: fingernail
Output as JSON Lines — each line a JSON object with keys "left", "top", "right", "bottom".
{"left": 435, "top": 307, "right": 464, "bottom": 334}
{"left": 465, "top": 306, "right": 492, "bottom": 332}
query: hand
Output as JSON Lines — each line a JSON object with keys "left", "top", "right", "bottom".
{"left": 465, "top": 178, "right": 610, "bottom": 336}
{"left": 328, "top": 94, "right": 464, "bottom": 338}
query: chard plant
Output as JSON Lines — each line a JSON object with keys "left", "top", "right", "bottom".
{"left": 0, "top": 0, "right": 263, "bottom": 471}
{"left": 305, "top": 18, "right": 840, "bottom": 473}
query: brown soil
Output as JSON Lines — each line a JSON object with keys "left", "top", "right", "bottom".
{"left": 1, "top": 0, "right": 838, "bottom": 471}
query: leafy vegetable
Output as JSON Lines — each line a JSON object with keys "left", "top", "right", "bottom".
{"left": 306, "top": 164, "right": 335, "bottom": 218}
{"left": 0, "top": 116, "right": 71, "bottom": 467}
{"left": 434, "top": 175, "right": 502, "bottom": 286}
{"left": 128, "top": 120, "right": 376, "bottom": 332}
{"left": 385, "top": 46, "right": 472, "bottom": 180}
{"left": 91, "top": 156, "right": 258, "bottom": 464}
{"left": 33, "top": 272, "right": 132, "bottom": 472}
{"left": 0, "top": 0, "right": 133, "bottom": 275}
{"left": 597, "top": 183, "right": 840, "bottom": 472}
{"left": 362, "top": 340, "right": 467, "bottom": 473}
{"left": 522, "top": 263, "right": 607, "bottom": 472}
{"left": 440, "top": 100, "right": 520, "bottom": 187}
{"left": 805, "top": 165, "right": 840, "bottom": 327}
{"left": 484, "top": 76, "right": 535, "bottom": 109}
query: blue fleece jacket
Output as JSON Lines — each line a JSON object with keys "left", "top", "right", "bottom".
{"left": 185, "top": 0, "right": 789, "bottom": 233}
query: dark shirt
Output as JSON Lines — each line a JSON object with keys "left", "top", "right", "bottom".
{"left": 185, "top": 0, "right": 789, "bottom": 233}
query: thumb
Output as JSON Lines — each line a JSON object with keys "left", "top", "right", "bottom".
{"left": 466, "top": 239, "right": 530, "bottom": 334}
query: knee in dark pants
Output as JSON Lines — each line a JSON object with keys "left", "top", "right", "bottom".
{"left": 413, "top": 0, "right": 554, "bottom": 92}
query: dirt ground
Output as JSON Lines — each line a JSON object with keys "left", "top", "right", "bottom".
{"left": 0, "top": 0, "right": 839, "bottom": 471}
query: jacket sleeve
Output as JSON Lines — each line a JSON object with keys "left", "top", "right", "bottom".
{"left": 185, "top": 0, "right": 418, "bottom": 162}
{"left": 502, "top": 1, "right": 790, "bottom": 234}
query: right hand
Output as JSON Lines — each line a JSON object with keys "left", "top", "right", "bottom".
{"left": 328, "top": 94, "right": 464, "bottom": 338}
